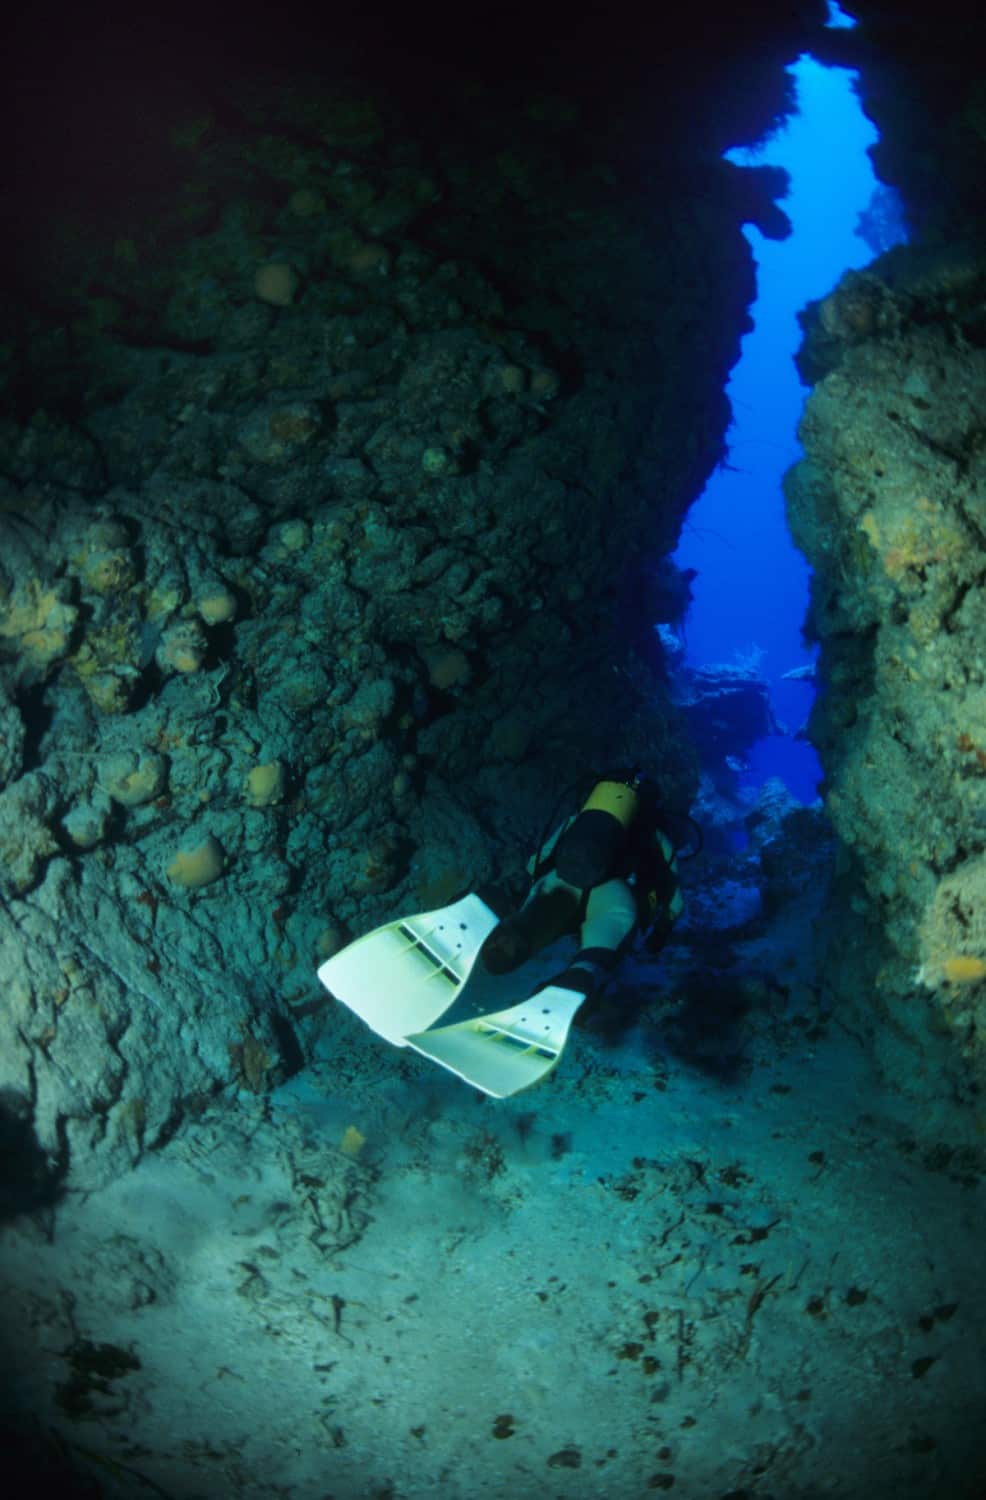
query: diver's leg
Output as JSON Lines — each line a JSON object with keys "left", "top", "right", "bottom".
{"left": 546, "top": 879, "right": 638, "bottom": 996}
{"left": 480, "top": 870, "right": 581, "bottom": 974}
{"left": 580, "top": 878, "right": 638, "bottom": 957}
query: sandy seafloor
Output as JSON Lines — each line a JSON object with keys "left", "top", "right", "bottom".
{"left": 2, "top": 910, "right": 985, "bottom": 1500}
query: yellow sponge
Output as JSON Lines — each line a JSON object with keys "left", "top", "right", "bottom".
{"left": 166, "top": 835, "right": 225, "bottom": 889}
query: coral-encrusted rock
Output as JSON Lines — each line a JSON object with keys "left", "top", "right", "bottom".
{"left": 755, "top": 800, "right": 833, "bottom": 918}
{"left": 0, "top": 1, "right": 821, "bottom": 1189}
{"left": 0, "top": 773, "right": 58, "bottom": 895}
{"left": 0, "top": 578, "right": 79, "bottom": 686}
{"left": 0, "top": 679, "right": 25, "bottom": 790}
{"left": 786, "top": 242, "right": 986, "bottom": 1083}
{"left": 674, "top": 663, "right": 779, "bottom": 769}
{"left": 156, "top": 619, "right": 208, "bottom": 675}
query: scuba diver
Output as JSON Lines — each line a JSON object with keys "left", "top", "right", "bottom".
{"left": 479, "top": 769, "right": 685, "bottom": 1004}
{"left": 318, "top": 771, "right": 693, "bottom": 1099}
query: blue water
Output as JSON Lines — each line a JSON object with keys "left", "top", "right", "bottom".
{"left": 673, "top": 39, "right": 906, "bottom": 805}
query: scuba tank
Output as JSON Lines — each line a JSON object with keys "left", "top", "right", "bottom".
{"left": 532, "top": 768, "right": 702, "bottom": 891}
{"left": 552, "top": 772, "right": 641, "bottom": 888}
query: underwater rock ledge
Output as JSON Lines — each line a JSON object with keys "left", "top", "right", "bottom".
{"left": 0, "top": 2, "right": 823, "bottom": 1189}
{"left": 783, "top": 0, "right": 986, "bottom": 1106}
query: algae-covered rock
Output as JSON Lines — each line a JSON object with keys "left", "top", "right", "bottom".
{"left": 0, "top": 0, "right": 793, "bottom": 1189}
{"left": 0, "top": 773, "right": 58, "bottom": 895}
{"left": 0, "top": 678, "right": 25, "bottom": 790}
{"left": 918, "top": 855, "right": 986, "bottom": 990}
{"left": 788, "top": 241, "right": 986, "bottom": 1081}
{"left": 0, "top": 578, "right": 79, "bottom": 685}
{"left": 156, "top": 619, "right": 208, "bottom": 675}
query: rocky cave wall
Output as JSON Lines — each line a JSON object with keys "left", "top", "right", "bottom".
{"left": 787, "top": 2, "right": 986, "bottom": 1101}
{"left": 0, "top": 3, "right": 830, "bottom": 1192}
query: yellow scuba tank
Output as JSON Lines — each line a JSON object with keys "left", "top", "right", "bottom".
{"left": 582, "top": 777, "right": 639, "bottom": 826}
{"left": 553, "top": 773, "right": 641, "bottom": 889}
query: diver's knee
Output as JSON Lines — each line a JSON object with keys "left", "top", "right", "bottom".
{"left": 581, "top": 879, "right": 637, "bottom": 953}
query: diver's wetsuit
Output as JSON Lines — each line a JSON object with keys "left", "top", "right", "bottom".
{"left": 481, "top": 774, "right": 684, "bottom": 998}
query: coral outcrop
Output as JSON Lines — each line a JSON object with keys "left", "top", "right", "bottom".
{"left": 787, "top": 0, "right": 986, "bottom": 1096}
{"left": 0, "top": 2, "right": 821, "bottom": 1188}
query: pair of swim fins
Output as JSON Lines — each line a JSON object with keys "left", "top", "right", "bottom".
{"left": 316, "top": 894, "right": 585, "bottom": 1097}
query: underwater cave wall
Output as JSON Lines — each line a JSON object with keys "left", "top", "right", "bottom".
{"left": 786, "top": 1, "right": 986, "bottom": 1101}
{"left": 0, "top": 2, "right": 826, "bottom": 1190}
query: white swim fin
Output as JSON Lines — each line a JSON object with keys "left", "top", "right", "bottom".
{"left": 405, "top": 984, "right": 585, "bottom": 1097}
{"left": 317, "top": 893, "right": 499, "bottom": 1046}
{"left": 316, "top": 893, "right": 587, "bottom": 1095}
